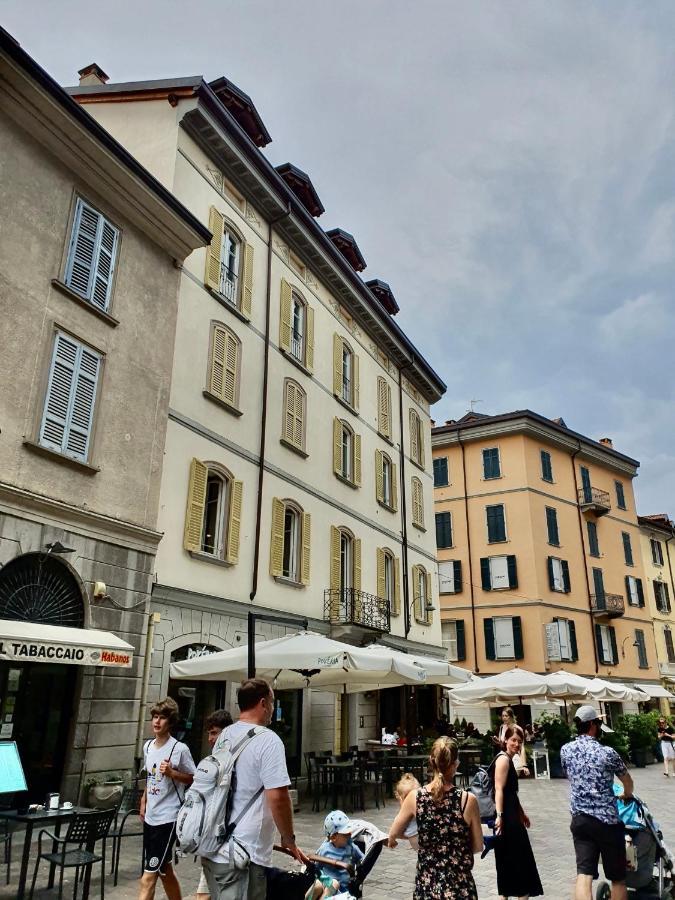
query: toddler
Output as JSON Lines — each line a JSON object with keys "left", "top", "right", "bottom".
{"left": 305, "top": 810, "right": 364, "bottom": 899}
{"left": 394, "top": 772, "right": 420, "bottom": 850}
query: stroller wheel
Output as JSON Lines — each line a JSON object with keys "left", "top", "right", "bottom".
{"left": 596, "top": 882, "right": 611, "bottom": 900}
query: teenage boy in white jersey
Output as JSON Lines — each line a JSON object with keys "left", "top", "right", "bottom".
{"left": 139, "top": 697, "right": 196, "bottom": 900}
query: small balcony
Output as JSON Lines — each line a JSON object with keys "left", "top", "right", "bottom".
{"left": 590, "top": 592, "right": 624, "bottom": 618}
{"left": 324, "top": 588, "right": 391, "bottom": 634}
{"left": 578, "top": 486, "right": 611, "bottom": 516}
{"left": 218, "top": 265, "right": 238, "bottom": 305}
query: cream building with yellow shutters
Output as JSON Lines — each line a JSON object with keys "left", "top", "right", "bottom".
{"left": 70, "top": 71, "right": 446, "bottom": 765}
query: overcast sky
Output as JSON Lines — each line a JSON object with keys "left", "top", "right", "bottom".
{"left": 5, "top": 1, "right": 675, "bottom": 514}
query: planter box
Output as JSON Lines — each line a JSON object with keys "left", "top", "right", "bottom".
{"left": 87, "top": 781, "right": 124, "bottom": 809}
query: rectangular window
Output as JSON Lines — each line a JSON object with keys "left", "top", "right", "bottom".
{"left": 540, "top": 450, "right": 553, "bottom": 482}
{"left": 546, "top": 506, "right": 560, "bottom": 546}
{"left": 494, "top": 617, "right": 516, "bottom": 659}
{"left": 435, "top": 512, "right": 452, "bottom": 549}
{"left": 587, "top": 520, "right": 600, "bottom": 557}
{"left": 580, "top": 465, "right": 592, "bottom": 503}
{"left": 665, "top": 628, "right": 675, "bottom": 664}
{"left": 615, "top": 481, "right": 626, "bottom": 510}
{"left": 442, "top": 621, "right": 458, "bottom": 661}
{"left": 489, "top": 556, "right": 509, "bottom": 590}
{"left": 438, "top": 560, "right": 462, "bottom": 594}
{"left": 65, "top": 198, "right": 119, "bottom": 311}
{"left": 635, "top": 629, "right": 648, "bottom": 669}
{"left": 597, "top": 624, "right": 614, "bottom": 665}
{"left": 557, "top": 619, "right": 573, "bottom": 661}
{"left": 548, "top": 557, "right": 569, "bottom": 593}
{"left": 626, "top": 575, "right": 641, "bottom": 607}
{"left": 652, "top": 539, "right": 664, "bottom": 566}
{"left": 481, "top": 555, "right": 517, "bottom": 591}
{"left": 655, "top": 581, "right": 671, "bottom": 614}
{"left": 39, "top": 332, "right": 101, "bottom": 463}
{"left": 592, "top": 567, "right": 605, "bottom": 602}
{"left": 433, "top": 456, "right": 449, "bottom": 487}
{"left": 486, "top": 504, "right": 507, "bottom": 543}
{"left": 622, "top": 532, "right": 634, "bottom": 566}
{"left": 482, "top": 447, "right": 501, "bottom": 479}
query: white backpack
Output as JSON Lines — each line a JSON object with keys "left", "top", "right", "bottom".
{"left": 176, "top": 725, "right": 264, "bottom": 858}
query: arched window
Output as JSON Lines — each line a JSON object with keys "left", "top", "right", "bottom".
{"left": 410, "top": 409, "right": 425, "bottom": 467}
{"left": 0, "top": 553, "right": 85, "bottom": 627}
{"left": 411, "top": 476, "right": 425, "bottom": 529}
{"left": 207, "top": 322, "right": 241, "bottom": 411}
{"left": 413, "top": 564, "right": 432, "bottom": 624}
{"left": 220, "top": 225, "right": 241, "bottom": 304}
{"left": 205, "top": 209, "right": 253, "bottom": 317}
{"left": 333, "top": 419, "right": 361, "bottom": 486}
{"left": 377, "top": 547, "right": 400, "bottom": 616}
{"left": 279, "top": 281, "right": 314, "bottom": 371}
{"left": 333, "top": 334, "right": 359, "bottom": 409}
{"left": 375, "top": 450, "right": 397, "bottom": 510}
{"left": 270, "top": 498, "right": 310, "bottom": 584}
{"left": 183, "top": 459, "right": 243, "bottom": 564}
{"left": 202, "top": 469, "right": 230, "bottom": 556}
{"left": 291, "top": 293, "right": 305, "bottom": 362}
{"left": 282, "top": 379, "right": 306, "bottom": 453}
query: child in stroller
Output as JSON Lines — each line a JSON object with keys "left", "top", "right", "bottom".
{"left": 305, "top": 810, "right": 365, "bottom": 898}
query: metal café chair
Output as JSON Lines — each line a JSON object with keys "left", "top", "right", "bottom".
{"left": 0, "top": 818, "right": 12, "bottom": 885}
{"left": 108, "top": 786, "right": 143, "bottom": 886}
{"left": 29, "top": 807, "right": 116, "bottom": 900}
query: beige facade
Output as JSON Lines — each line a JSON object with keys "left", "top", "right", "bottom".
{"left": 0, "top": 38, "right": 207, "bottom": 798}
{"left": 638, "top": 515, "right": 675, "bottom": 705}
{"left": 432, "top": 412, "right": 660, "bottom": 704}
{"left": 72, "top": 72, "right": 445, "bottom": 756}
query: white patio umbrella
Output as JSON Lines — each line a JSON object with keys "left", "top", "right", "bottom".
{"left": 587, "top": 678, "right": 649, "bottom": 703}
{"left": 362, "top": 644, "right": 470, "bottom": 686}
{"left": 169, "top": 630, "right": 448, "bottom": 692}
{"left": 544, "top": 669, "right": 593, "bottom": 700}
{"left": 445, "top": 667, "right": 549, "bottom": 705}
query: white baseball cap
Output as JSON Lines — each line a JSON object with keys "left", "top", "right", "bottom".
{"left": 575, "top": 704, "right": 613, "bottom": 733}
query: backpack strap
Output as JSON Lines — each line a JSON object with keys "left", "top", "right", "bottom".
{"left": 223, "top": 727, "right": 266, "bottom": 839}
{"left": 460, "top": 790, "right": 469, "bottom": 815}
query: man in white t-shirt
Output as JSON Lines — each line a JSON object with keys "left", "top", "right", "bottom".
{"left": 201, "top": 678, "right": 307, "bottom": 900}
{"left": 139, "top": 697, "right": 196, "bottom": 900}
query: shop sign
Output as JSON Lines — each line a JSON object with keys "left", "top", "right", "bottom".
{"left": 0, "top": 639, "right": 132, "bottom": 668}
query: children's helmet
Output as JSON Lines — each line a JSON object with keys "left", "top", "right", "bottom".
{"left": 324, "top": 810, "right": 351, "bottom": 836}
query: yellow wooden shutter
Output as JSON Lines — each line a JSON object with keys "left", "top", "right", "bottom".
{"left": 241, "top": 243, "right": 253, "bottom": 318}
{"left": 425, "top": 571, "right": 433, "bottom": 622}
{"left": 205, "top": 207, "right": 224, "bottom": 291}
{"left": 375, "top": 449, "right": 384, "bottom": 503}
{"left": 183, "top": 458, "right": 208, "bottom": 551}
{"left": 353, "top": 352, "right": 360, "bottom": 410}
{"left": 353, "top": 537, "right": 362, "bottom": 591}
{"left": 419, "top": 418, "right": 425, "bottom": 468}
{"left": 330, "top": 525, "right": 341, "bottom": 593}
{"left": 386, "top": 383, "right": 392, "bottom": 438}
{"left": 333, "top": 418, "right": 342, "bottom": 475}
{"left": 301, "top": 512, "right": 311, "bottom": 585}
{"left": 279, "top": 279, "right": 292, "bottom": 352}
{"left": 269, "top": 497, "right": 285, "bottom": 577}
{"left": 283, "top": 381, "right": 295, "bottom": 444}
{"left": 354, "top": 433, "right": 362, "bottom": 486}
{"left": 411, "top": 564, "right": 420, "bottom": 618}
{"left": 378, "top": 378, "right": 390, "bottom": 438}
{"left": 333, "top": 333, "right": 343, "bottom": 395}
{"left": 391, "top": 461, "right": 398, "bottom": 511}
{"left": 393, "top": 556, "right": 401, "bottom": 616}
{"left": 294, "top": 385, "right": 304, "bottom": 449}
{"left": 226, "top": 480, "right": 243, "bottom": 564}
{"left": 410, "top": 410, "right": 418, "bottom": 464}
{"left": 305, "top": 305, "right": 314, "bottom": 372}
{"left": 223, "top": 331, "right": 238, "bottom": 406}
{"left": 210, "top": 325, "right": 227, "bottom": 398}
{"left": 418, "top": 480, "right": 424, "bottom": 527}
{"left": 376, "top": 547, "right": 385, "bottom": 599}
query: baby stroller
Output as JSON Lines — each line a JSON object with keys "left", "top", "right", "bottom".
{"left": 267, "top": 818, "right": 388, "bottom": 899}
{"left": 596, "top": 794, "right": 674, "bottom": 900}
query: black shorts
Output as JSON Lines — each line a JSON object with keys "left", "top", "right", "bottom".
{"left": 571, "top": 814, "right": 626, "bottom": 883}
{"left": 143, "top": 822, "right": 177, "bottom": 875}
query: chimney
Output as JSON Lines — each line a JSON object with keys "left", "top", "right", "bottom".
{"left": 430, "top": 419, "right": 435, "bottom": 426}
{"left": 599, "top": 437, "right": 613, "bottom": 449}
{"left": 78, "top": 63, "right": 109, "bottom": 86}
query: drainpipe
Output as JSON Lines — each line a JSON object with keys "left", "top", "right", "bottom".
{"left": 571, "top": 443, "right": 599, "bottom": 673}
{"left": 250, "top": 204, "right": 292, "bottom": 603}
{"left": 398, "top": 359, "right": 414, "bottom": 637}
{"left": 458, "top": 432, "right": 479, "bottom": 673}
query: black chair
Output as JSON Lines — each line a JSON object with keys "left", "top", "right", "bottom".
{"left": 303, "top": 751, "right": 317, "bottom": 797}
{"left": 109, "top": 786, "right": 143, "bottom": 886}
{"left": 29, "top": 807, "right": 116, "bottom": 900}
{"left": 0, "top": 819, "right": 12, "bottom": 885}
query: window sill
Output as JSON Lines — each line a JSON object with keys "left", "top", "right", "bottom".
{"left": 482, "top": 475, "right": 503, "bottom": 482}
{"left": 377, "top": 498, "right": 397, "bottom": 513}
{"left": 377, "top": 431, "right": 394, "bottom": 446}
{"left": 280, "top": 437, "right": 308, "bottom": 459}
{"left": 440, "top": 589, "right": 462, "bottom": 596}
{"left": 23, "top": 440, "right": 99, "bottom": 474}
{"left": 434, "top": 481, "right": 450, "bottom": 489}
{"left": 207, "top": 286, "right": 249, "bottom": 323}
{"left": 542, "top": 478, "right": 555, "bottom": 485}
{"left": 414, "top": 617, "right": 431, "bottom": 626}
{"left": 410, "top": 457, "right": 426, "bottom": 473}
{"left": 335, "top": 394, "right": 358, "bottom": 416}
{"left": 203, "top": 390, "right": 243, "bottom": 417}
{"left": 281, "top": 349, "right": 312, "bottom": 378}
{"left": 51, "top": 280, "right": 119, "bottom": 327}
{"left": 487, "top": 539, "right": 509, "bottom": 545}
{"left": 589, "top": 552, "right": 601, "bottom": 559}
{"left": 437, "top": 544, "right": 455, "bottom": 551}
{"left": 274, "top": 575, "right": 305, "bottom": 589}
{"left": 412, "top": 522, "right": 426, "bottom": 532}
{"left": 188, "top": 551, "right": 233, "bottom": 568}
{"left": 335, "top": 472, "right": 359, "bottom": 490}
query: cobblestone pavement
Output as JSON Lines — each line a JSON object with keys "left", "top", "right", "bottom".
{"left": 6, "top": 764, "right": 675, "bottom": 900}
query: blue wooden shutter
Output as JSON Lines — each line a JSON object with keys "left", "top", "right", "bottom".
{"left": 453, "top": 560, "right": 463, "bottom": 592}
{"left": 547, "top": 556, "right": 555, "bottom": 591}
{"left": 569, "top": 620, "right": 578, "bottom": 661}
{"left": 595, "top": 624, "right": 605, "bottom": 664}
{"left": 580, "top": 466, "right": 592, "bottom": 502}
{"left": 487, "top": 504, "right": 506, "bottom": 542}
{"left": 622, "top": 532, "right": 633, "bottom": 566}
{"left": 561, "top": 560, "right": 571, "bottom": 592}
{"left": 587, "top": 521, "right": 599, "bottom": 556}
{"left": 484, "top": 618, "right": 495, "bottom": 659}
{"left": 435, "top": 512, "right": 452, "bottom": 549}
{"left": 433, "top": 457, "right": 449, "bottom": 487}
{"left": 507, "top": 555, "right": 518, "bottom": 588}
{"left": 609, "top": 626, "right": 618, "bottom": 665}
{"left": 456, "top": 621, "right": 466, "bottom": 661}
{"left": 65, "top": 199, "right": 118, "bottom": 310}
{"left": 480, "top": 558, "right": 491, "bottom": 590}
{"left": 483, "top": 448, "right": 500, "bottom": 479}
{"left": 512, "top": 616, "right": 524, "bottom": 659}
{"left": 546, "top": 507, "right": 559, "bottom": 545}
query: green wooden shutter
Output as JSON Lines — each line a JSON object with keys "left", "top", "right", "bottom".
{"left": 592, "top": 568, "right": 605, "bottom": 603}
{"left": 547, "top": 557, "right": 555, "bottom": 591}
{"left": 546, "top": 507, "right": 559, "bottom": 545}
{"left": 487, "top": 505, "right": 505, "bottom": 542}
{"left": 433, "top": 457, "right": 449, "bottom": 487}
{"left": 435, "top": 512, "right": 451, "bottom": 549}
{"left": 609, "top": 627, "right": 618, "bottom": 665}
{"left": 587, "top": 521, "right": 599, "bottom": 557}
{"left": 480, "top": 558, "right": 491, "bottom": 590}
{"left": 635, "top": 630, "right": 648, "bottom": 668}
{"left": 456, "top": 621, "right": 466, "bottom": 661}
{"left": 512, "top": 616, "right": 524, "bottom": 659}
{"left": 540, "top": 450, "right": 553, "bottom": 482}
{"left": 453, "top": 560, "right": 463, "bottom": 592}
{"left": 569, "top": 620, "right": 578, "bottom": 661}
{"left": 622, "top": 532, "right": 633, "bottom": 566}
{"left": 484, "top": 618, "right": 495, "bottom": 660}
{"left": 637, "top": 578, "right": 645, "bottom": 608}
{"left": 595, "top": 624, "right": 605, "bottom": 665}
{"left": 507, "top": 555, "right": 518, "bottom": 588}
{"left": 561, "top": 560, "right": 571, "bottom": 593}
{"left": 580, "top": 466, "right": 592, "bottom": 502}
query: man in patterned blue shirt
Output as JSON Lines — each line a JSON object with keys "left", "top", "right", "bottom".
{"left": 560, "top": 705, "right": 634, "bottom": 900}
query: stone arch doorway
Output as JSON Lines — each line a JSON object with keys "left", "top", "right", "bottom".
{"left": 0, "top": 552, "right": 85, "bottom": 800}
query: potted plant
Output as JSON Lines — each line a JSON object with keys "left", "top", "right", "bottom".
{"left": 536, "top": 712, "right": 572, "bottom": 778}
{"left": 84, "top": 770, "right": 127, "bottom": 808}
{"left": 618, "top": 714, "right": 657, "bottom": 768}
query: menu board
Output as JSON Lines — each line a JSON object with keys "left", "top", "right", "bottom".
{"left": 0, "top": 741, "right": 27, "bottom": 794}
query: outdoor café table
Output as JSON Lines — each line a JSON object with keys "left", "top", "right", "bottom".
{"left": 0, "top": 805, "right": 88, "bottom": 900}
{"left": 317, "top": 761, "right": 355, "bottom": 811}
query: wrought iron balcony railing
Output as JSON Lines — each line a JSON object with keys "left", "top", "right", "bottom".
{"left": 219, "top": 265, "right": 238, "bottom": 305}
{"left": 324, "top": 588, "right": 391, "bottom": 633}
{"left": 578, "top": 486, "right": 611, "bottom": 516}
{"left": 590, "top": 592, "right": 624, "bottom": 618}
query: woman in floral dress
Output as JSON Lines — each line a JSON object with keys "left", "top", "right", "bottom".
{"left": 388, "top": 737, "right": 483, "bottom": 899}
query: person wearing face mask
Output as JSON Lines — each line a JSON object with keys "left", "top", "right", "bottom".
{"left": 492, "top": 724, "right": 543, "bottom": 900}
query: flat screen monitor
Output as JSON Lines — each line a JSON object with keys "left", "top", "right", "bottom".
{"left": 0, "top": 742, "right": 28, "bottom": 794}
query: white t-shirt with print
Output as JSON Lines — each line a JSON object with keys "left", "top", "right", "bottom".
{"left": 144, "top": 737, "right": 196, "bottom": 826}
{"left": 208, "top": 721, "right": 290, "bottom": 867}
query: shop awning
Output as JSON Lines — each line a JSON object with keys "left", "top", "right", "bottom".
{"left": 634, "top": 683, "right": 675, "bottom": 700}
{"left": 0, "top": 619, "right": 133, "bottom": 668}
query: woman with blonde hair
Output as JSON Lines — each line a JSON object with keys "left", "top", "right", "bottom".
{"left": 388, "top": 737, "right": 483, "bottom": 899}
